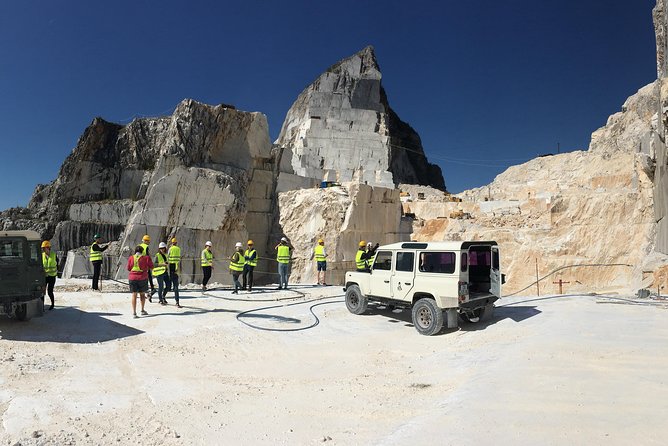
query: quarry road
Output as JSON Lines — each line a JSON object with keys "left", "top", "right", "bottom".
{"left": 0, "top": 280, "right": 666, "bottom": 445}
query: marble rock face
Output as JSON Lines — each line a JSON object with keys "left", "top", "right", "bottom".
{"left": 275, "top": 46, "right": 445, "bottom": 191}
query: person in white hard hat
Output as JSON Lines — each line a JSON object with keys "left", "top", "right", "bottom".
{"left": 229, "top": 242, "right": 245, "bottom": 294}
{"left": 153, "top": 242, "right": 170, "bottom": 305}
{"left": 201, "top": 240, "right": 214, "bottom": 292}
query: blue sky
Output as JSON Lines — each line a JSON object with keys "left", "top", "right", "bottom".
{"left": 0, "top": 0, "right": 657, "bottom": 210}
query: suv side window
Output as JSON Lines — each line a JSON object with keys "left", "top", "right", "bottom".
{"left": 419, "top": 252, "right": 456, "bottom": 274}
{"left": 28, "top": 241, "right": 40, "bottom": 265}
{"left": 395, "top": 252, "right": 414, "bottom": 272}
{"left": 373, "top": 251, "right": 392, "bottom": 271}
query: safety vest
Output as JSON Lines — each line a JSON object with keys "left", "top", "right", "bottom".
{"left": 201, "top": 249, "right": 213, "bottom": 267}
{"left": 244, "top": 249, "right": 257, "bottom": 267}
{"left": 42, "top": 251, "right": 57, "bottom": 277}
{"left": 355, "top": 250, "right": 367, "bottom": 270}
{"left": 89, "top": 243, "right": 102, "bottom": 262}
{"left": 229, "top": 251, "right": 245, "bottom": 272}
{"left": 168, "top": 245, "right": 181, "bottom": 268}
{"left": 131, "top": 254, "right": 144, "bottom": 273}
{"left": 153, "top": 252, "right": 167, "bottom": 276}
{"left": 139, "top": 243, "right": 149, "bottom": 256}
{"left": 367, "top": 251, "right": 376, "bottom": 267}
{"left": 314, "top": 245, "right": 326, "bottom": 262}
{"left": 277, "top": 245, "right": 290, "bottom": 264}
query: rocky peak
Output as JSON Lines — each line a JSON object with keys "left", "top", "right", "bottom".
{"left": 276, "top": 46, "right": 445, "bottom": 190}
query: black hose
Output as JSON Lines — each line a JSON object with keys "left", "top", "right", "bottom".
{"left": 236, "top": 294, "right": 345, "bottom": 332}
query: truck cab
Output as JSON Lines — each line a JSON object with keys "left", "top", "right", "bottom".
{"left": 0, "top": 230, "right": 46, "bottom": 321}
{"left": 344, "top": 241, "right": 503, "bottom": 335}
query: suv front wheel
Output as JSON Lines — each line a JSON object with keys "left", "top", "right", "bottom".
{"left": 411, "top": 298, "right": 443, "bottom": 336}
{"left": 345, "top": 285, "right": 368, "bottom": 315}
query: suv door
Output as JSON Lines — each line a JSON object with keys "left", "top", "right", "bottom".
{"left": 391, "top": 251, "right": 415, "bottom": 301}
{"left": 490, "top": 246, "right": 501, "bottom": 297}
{"left": 369, "top": 250, "right": 393, "bottom": 298}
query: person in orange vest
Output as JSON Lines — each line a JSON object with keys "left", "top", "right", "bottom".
{"left": 127, "top": 245, "right": 154, "bottom": 318}
{"left": 41, "top": 240, "right": 58, "bottom": 310}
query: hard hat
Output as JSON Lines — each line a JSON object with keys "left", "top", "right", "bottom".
{"left": 171, "top": 237, "right": 177, "bottom": 243}
{"left": 235, "top": 242, "right": 243, "bottom": 248}
{"left": 247, "top": 239, "right": 254, "bottom": 245}
{"left": 205, "top": 241, "right": 213, "bottom": 246}
{"left": 281, "top": 237, "right": 287, "bottom": 242}
{"left": 94, "top": 233, "right": 101, "bottom": 239}
{"left": 41, "top": 240, "right": 51, "bottom": 248}
{"left": 359, "top": 240, "right": 366, "bottom": 248}
{"left": 142, "top": 235, "right": 151, "bottom": 242}
{"left": 318, "top": 239, "right": 324, "bottom": 244}
{"left": 158, "top": 242, "right": 167, "bottom": 249}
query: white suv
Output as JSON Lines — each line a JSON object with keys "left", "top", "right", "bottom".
{"left": 344, "top": 241, "right": 504, "bottom": 335}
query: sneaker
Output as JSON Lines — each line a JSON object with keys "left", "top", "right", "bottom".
{"left": 275, "top": 286, "right": 282, "bottom": 290}
{"left": 231, "top": 290, "right": 238, "bottom": 295}
{"left": 322, "top": 283, "right": 328, "bottom": 286}
{"left": 148, "top": 297, "right": 153, "bottom": 303}
{"left": 176, "top": 302, "right": 182, "bottom": 308}
{"left": 141, "top": 310, "right": 148, "bottom": 316}
{"left": 49, "top": 304, "right": 54, "bottom": 310}
{"left": 202, "top": 286, "right": 207, "bottom": 292}
{"left": 133, "top": 313, "right": 138, "bottom": 319}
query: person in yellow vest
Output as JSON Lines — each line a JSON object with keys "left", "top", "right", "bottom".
{"left": 90, "top": 234, "right": 109, "bottom": 291}
{"left": 41, "top": 240, "right": 57, "bottom": 310}
{"left": 355, "top": 240, "right": 373, "bottom": 272}
{"left": 153, "top": 242, "right": 170, "bottom": 305}
{"left": 127, "top": 245, "right": 153, "bottom": 318}
{"left": 139, "top": 235, "right": 156, "bottom": 300}
{"left": 201, "top": 241, "right": 214, "bottom": 292}
{"left": 167, "top": 237, "right": 182, "bottom": 308}
{"left": 274, "top": 236, "right": 292, "bottom": 290}
{"left": 312, "top": 238, "right": 328, "bottom": 286}
{"left": 229, "top": 242, "right": 245, "bottom": 294}
{"left": 242, "top": 240, "right": 257, "bottom": 292}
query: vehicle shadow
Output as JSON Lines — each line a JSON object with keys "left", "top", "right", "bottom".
{"left": 0, "top": 307, "right": 144, "bottom": 344}
{"left": 364, "top": 303, "right": 541, "bottom": 335}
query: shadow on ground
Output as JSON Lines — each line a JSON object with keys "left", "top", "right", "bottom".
{"left": 362, "top": 302, "right": 542, "bottom": 335}
{"left": 0, "top": 307, "right": 143, "bottom": 343}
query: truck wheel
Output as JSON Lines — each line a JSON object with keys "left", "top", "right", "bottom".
{"left": 14, "top": 304, "right": 30, "bottom": 322}
{"left": 411, "top": 298, "right": 444, "bottom": 336}
{"left": 345, "top": 285, "right": 368, "bottom": 315}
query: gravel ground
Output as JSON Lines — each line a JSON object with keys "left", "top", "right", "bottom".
{"left": 0, "top": 279, "right": 667, "bottom": 445}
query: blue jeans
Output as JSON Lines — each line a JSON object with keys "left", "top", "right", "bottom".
{"left": 156, "top": 273, "right": 170, "bottom": 300}
{"left": 278, "top": 263, "right": 289, "bottom": 288}
{"left": 232, "top": 271, "right": 242, "bottom": 292}
{"left": 170, "top": 272, "right": 180, "bottom": 303}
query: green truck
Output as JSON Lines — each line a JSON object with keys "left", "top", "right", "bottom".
{"left": 0, "top": 230, "right": 45, "bottom": 320}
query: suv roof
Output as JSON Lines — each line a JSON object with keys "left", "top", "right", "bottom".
{"left": 0, "top": 230, "right": 41, "bottom": 241}
{"left": 379, "top": 241, "right": 498, "bottom": 250}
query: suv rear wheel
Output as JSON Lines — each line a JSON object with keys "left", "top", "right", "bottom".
{"left": 411, "top": 298, "right": 443, "bottom": 336}
{"left": 345, "top": 285, "right": 368, "bottom": 315}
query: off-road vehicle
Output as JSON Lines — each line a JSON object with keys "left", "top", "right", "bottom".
{"left": 344, "top": 241, "right": 504, "bottom": 335}
{"left": 0, "top": 230, "right": 45, "bottom": 321}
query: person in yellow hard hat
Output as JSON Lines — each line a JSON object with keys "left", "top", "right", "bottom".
{"left": 312, "top": 238, "right": 328, "bottom": 286}
{"left": 355, "top": 240, "right": 378, "bottom": 272}
{"left": 242, "top": 240, "right": 257, "bottom": 292}
{"left": 274, "top": 237, "right": 293, "bottom": 290}
{"left": 139, "top": 235, "right": 156, "bottom": 300}
{"left": 41, "top": 240, "right": 57, "bottom": 310}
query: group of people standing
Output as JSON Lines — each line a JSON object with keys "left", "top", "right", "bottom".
{"left": 39, "top": 232, "right": 341, "bottom": 317}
